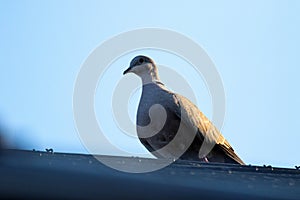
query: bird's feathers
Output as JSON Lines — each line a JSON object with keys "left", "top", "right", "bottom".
{"left": 124, "top": 55, "right": 244, "bottom": 165}
{"left": 173, "top": 93, "right": 244, "bottom": 165}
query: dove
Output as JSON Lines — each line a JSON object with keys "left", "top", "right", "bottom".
{"left": 123, "top": 55, "right": 244, "bottom": 165}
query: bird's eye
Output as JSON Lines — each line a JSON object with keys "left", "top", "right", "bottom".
{"left": 138, "top": 58, "right": 144, "bottom": 64}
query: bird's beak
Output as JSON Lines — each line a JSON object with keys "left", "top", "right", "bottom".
{"left": 123, "top": 66, "right": 132, "bottom": 75}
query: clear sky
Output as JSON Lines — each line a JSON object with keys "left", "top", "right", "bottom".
{"left": 0, "top": 0, "right": 299, "bottom": 168}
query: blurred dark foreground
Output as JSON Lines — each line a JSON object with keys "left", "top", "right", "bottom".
{"left": 0, "top": 149, "right": 299, "bottom": 199}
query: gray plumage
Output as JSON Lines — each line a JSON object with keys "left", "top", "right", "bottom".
{"left": 123, "top": 55, "right": 244, "bottom": 165}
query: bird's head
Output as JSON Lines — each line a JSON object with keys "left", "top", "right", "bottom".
{"left": 123, "top": 55, "right": 160, "bottom": 82}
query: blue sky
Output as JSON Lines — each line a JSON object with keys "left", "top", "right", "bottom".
{"left": 0, "top": 0, "right": 299, "bottom": 167}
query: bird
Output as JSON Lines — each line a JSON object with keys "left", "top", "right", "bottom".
{"left": 123, "top": 55, "right": 245, "bottom": 165}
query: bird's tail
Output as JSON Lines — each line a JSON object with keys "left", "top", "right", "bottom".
{"left": 209, "top": 144, "right": 245, "bottom": 165}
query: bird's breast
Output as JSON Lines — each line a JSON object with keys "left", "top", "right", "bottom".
{"left": 136, "top": 92, "right": 181, "bottom": 150}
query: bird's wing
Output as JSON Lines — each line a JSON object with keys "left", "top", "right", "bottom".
{"left": 172, "top": 93, "right": 244, "bottom": 165}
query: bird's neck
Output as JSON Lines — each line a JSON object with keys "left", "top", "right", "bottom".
{"left": 140, "top": 71, "right": 161, "bottom": 85}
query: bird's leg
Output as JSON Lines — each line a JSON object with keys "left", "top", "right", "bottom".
{"left": 201, "top": 157, "right": 209, "bottom": 163}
